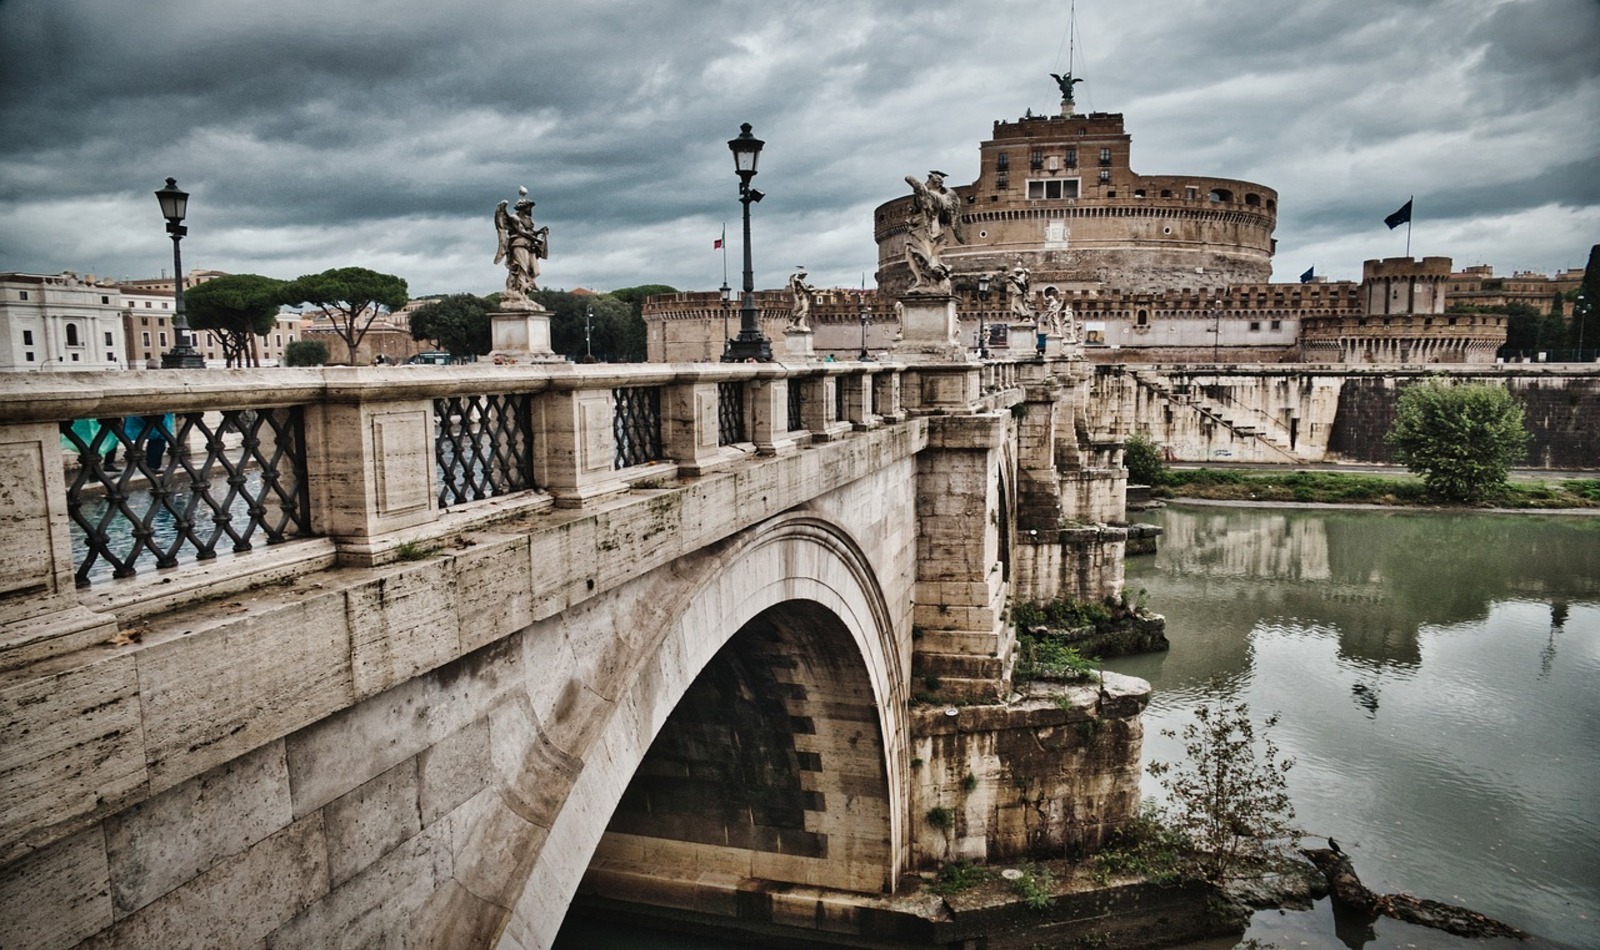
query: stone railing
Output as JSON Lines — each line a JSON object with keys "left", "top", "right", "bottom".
{"left": 1, "top": 357, "right": 1017, "bottom": 669}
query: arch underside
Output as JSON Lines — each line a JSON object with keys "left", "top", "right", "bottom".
{"left": 492, "top": 512, "right": 908, "bottom": 949}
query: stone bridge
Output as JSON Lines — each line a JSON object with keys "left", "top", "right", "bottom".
{"left": 1, "top": 355, "right": 1147, "bottom": 949}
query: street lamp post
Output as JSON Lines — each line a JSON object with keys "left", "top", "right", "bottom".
{"left": 976, "top": 273, "right": 992, "bottom": 359}
{"left": 720, "top": 282, "right": 732, "bottom": 357}
{"left": 1211, "top": 298, "right": 1222, "bottom": 366}
{"left": 583, "top": 305, "right": 595, "bottom": 363}
{"left": 155, "top": 178, "right": 205, "bottom": 368}
{"left": 858, "top": 294, "right": 873, "bottom": 361}
{"left": 1577, "top": 291, "right": 1588, "bottom": 363}
{"left": 723, "top": 123, "right": 772, "bottom": 362}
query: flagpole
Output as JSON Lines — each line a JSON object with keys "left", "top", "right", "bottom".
{"left": 721, "top": 223, "right": 728, "bottom": 286}
{"left": 1405, "top": 195, "right": 1413, "bottom": 258}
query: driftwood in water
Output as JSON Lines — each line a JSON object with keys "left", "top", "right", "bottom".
{"left": 1301, "top": 844, "right": 1527, "bottom": 940}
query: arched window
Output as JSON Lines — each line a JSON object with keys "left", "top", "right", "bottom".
{"left": 1137, "top": 309, "right": 1149, "bottom": 327}
{"left": 65, "top": 323, "right": 81, "bottom": 346}
{"left": 1209, "top": 188, "right": 1233, "bottom": 203}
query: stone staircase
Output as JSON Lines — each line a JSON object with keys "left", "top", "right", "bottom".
{"left": 1131, "top": 370, "right": 1301, "bottom": 462}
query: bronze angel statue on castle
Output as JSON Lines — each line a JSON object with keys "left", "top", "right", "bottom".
{"left": 494, "top": 187, "right": 549, "bottom": 307}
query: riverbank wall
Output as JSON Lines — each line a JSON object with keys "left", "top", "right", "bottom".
{"left": 1093, "top": 364, "right": 1600, "bottom": 468}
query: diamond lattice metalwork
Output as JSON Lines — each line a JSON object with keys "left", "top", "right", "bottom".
{"left": 613, "top": 386, "right": 664, "bottom": 469}
{"left": 434, "top": 393, "right": 535, "bottom": 509}
{"left": 717, "top": 381, "right": 746, "bottom": 446}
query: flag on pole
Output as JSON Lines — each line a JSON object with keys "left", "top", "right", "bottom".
{"left": 1299, "top": 266, "right": 1315, "bottom": 284}
{"left": 1384, "top": 199, "right": 1413, "bottom": 230}
{"left": 713, "top": 223, "right": 725, "bottom": 249}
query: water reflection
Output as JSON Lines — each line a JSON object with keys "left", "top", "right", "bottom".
{"left": 1113, "top": 504, "right": 1600, "bottom": 948}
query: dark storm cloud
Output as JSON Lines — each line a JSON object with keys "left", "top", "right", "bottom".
{"left": 1, "top": 0, "right": 1595, "bottom": 293}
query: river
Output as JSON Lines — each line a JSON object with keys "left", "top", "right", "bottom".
{"left": 1108, "top": 503, "right": 1600, "bottom": 949}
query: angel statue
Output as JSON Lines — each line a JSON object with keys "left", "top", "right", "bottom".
{"left": 494, "top": 187, "right": 550, "bottom": 307}
{"left": 903, "top": 170, "right": 965, "bottom": 294}
{"left": 787, "top": 267, "right": 817, "bottom": 330}
{"left": 1042, "top": 285, "right": 1076, "bottom": 341}
{"left": 1050, "top": 72, "right": 1083, "bottom": 102}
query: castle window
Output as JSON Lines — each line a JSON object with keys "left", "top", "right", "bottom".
{"left": 1029, "top": 150, "right": 1043, "bottom": 169}
{"left": 18, "top": 291, "right": 27, "bottom": 300}
{"left": 1186, "top": 186, "right": 1198, "bottom": 200}
{"left": 101, "top": 295, "right": 110, "bottom": 304}
{"left": 1098, "top": 147, "right": 1111, "bottom": 165}
{"left": 22, "top": 330, "right": 33, "bottom": 345}
{"left": 1270, "top": 320, "right": 1282, "bottom": 331}
{"left": 1137, "top": 309, "right": 1149, "bottom": 326}
{"left": 1098, "top": 168, "right": 1110, "bottom": 183}
{"left": 1027, "top": 178, "right": 1079, "bottom": 200}
{"left": 1065, "top": 148, "right": 1077, "bottom": 167}
{"left": 996, "top": 174, "right": 1008, "bottom": 189}
{"left": 1134, "top": 189, "right": 1146, "bottom": 198}
{"left": 1210, "top": 188, "right": 1233, "bottom": 203}
{"left": 65, "top": 323, "right": 81, "bottom": 346}
{"left": 1244, "top": 193, "right": 1261, "bottom": 207}
{"left": 1249, "top": 321, "right": 1262, "bottom": 332}
{"left": 1161, "top": 189, "right": 1172, "bottom": 198}
{"left": 104, "top": 331, "right": 113, "bottom": 345}
{"left": 996, "top": 153, "right": 1009, "bottom": 170}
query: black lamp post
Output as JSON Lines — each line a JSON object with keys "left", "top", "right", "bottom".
{"left": 1211, "top": 298, "right": 1222, "bottom": 365}
{"left": 723, "top": 123, "right": 772, "bottom": 362}
{"left": 583, "top": 304, "right": 596, "bottom": 363}
{"left": 720, "top": 282, "right": 732, "bottom": 356}
{"left": 155, "top": 178, "right": 205, "bottom": 368}
{"left": 858, "top": 294, "right": 873, "bottom": 361}
{"left": 976, "top": 273, "right": 992, "bottom": 359}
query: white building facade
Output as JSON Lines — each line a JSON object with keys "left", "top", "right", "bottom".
{"left": 0, "top": 272, "right": 127, "bottom": 372}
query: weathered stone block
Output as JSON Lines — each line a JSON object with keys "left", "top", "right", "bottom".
{"left": 285, "top": 638, "right": 520, "bottom": 818}
{"left": 324, "top": 757, "right": 422, "bottom": 888}
{"left": 347, "top": 561, "right": 462, "bottom": 700}
{"left": 81, "top": 813, "right": 329, "bottom": 950}
{"left": 0, "top": 652, "right": 145, "bottom": 863}
{"left": 104, "top": 740, "right": 294, "bottom": 918}
{"left": 138, "top": 594, "right": 353, "bottom": 794}
{"left": 417, "top": 718, "right": 490, "bottom": 827}
{"left": 265, "top": 819, "right": 451, "bottom": 950}
{"left": 0, "top": 825, "right": 112, "bottom": 950}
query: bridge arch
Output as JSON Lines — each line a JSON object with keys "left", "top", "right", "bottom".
{"left": 478, "top": 511, "right": 909, "bottom": 949}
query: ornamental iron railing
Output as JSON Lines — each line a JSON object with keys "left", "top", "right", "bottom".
{"left": 788, "top": 380, "right": 804, "bottom": 433}
{"left": 717, "top": 381, "right": 746, "bottom": 445}
{"left": 60, "top": 408, "right": 311, "bottom": 587}
{"left": 613, "top": 385, "right": 664, "bottom": 469}
{"left": 434, "top": 393, "right": 535, "bottom": 508}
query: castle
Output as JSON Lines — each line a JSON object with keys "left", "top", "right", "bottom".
{"left": 645, "top": 82, "right": 1533, "bottom": 366}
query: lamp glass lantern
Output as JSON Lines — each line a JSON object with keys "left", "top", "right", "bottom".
{"left": 155, "top": 178, "right": 189, "bottom": 226}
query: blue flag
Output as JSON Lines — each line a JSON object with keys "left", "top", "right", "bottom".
{"left": 1299, "top": 266, "right": 1315, "bottom": 284}
{"left": 1384, "top": 199, "right": 1413, "bottom": 230}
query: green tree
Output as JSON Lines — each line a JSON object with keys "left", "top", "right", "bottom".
{"left": 1384, "top": 378, "right": 1529, "bottom": 503}
{"left": 284, "top": 267, "right": 409, "bottom": 365}
{"left": 1124, "top": 432, "right": 1169, "bottom": 486}
{"left": 407, "top": 293, "right": 492, "bottom": 358}
{"left": 1147, "top": 701, "right": 1299, "bottom": 885}
{"left": 283, "top": 339, "right": 329, "bottom": 366}
{"left": 184, "top": 274, "right": 287, "bottom": 368}
{"left": 532, "top": 289, "right": 645, "bottom": 362}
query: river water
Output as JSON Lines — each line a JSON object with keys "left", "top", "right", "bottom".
{"left": 1108, "top": 503, "right": 1600, "bottom": 949}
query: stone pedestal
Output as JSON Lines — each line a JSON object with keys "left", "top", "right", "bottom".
{"left": 489, "top": 307, "right": 563, "bottom": 363}
{"left": 893, "top": 295, "right": 964, "bottom": 362}
{"left": 1041, "top": 333, "right": 1066, "bottom": 359}
{"left": 782, "top": 327, "right": 815, "bottom": 360}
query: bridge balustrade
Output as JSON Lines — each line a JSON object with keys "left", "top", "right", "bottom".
{"left": 0, "top": 361, "right": 927, "bottom": 626}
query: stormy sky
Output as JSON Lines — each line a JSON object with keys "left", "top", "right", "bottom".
{"left": 1, "top": 0, "right": 1596, "bottom": 297}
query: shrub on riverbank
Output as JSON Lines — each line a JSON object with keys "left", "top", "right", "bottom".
{"left": 1155, "top": 469, "right": 1598, "bottom": 508}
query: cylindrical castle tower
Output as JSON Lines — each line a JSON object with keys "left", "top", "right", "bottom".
{"left": 873, "top": 104, "right": 1278, "bottom": 297}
